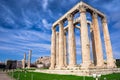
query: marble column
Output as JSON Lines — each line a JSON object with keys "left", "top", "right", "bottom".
{"left": 79, "top": 6, "right": 91, "bottom": 69}
{"left": 24, "top": 53, "right": 26, "bottom": 62}
{"left": 92, "top": 12, "right": 104, "bottom": 67}
{"left": 67, "top": 13, "right": 76, "bottom": 67}
{"left": 23, "top": 53, "right": 26, "bottom": 68}
{"left": 50, "top": 28, "right": 56, "bottom": 69}
{"left": 58, "top": 21, "right": 65, "bottom": 68}
{"left": 28, "top": 50, "right": 32, "bottom": 68}
{"left": 102, "top": 17, "right": 116, "bottom": 68}
{"left": 64, "top": 32, "right": 67, "bottom": 66}
{"left": 90, "top": 24, "right": 97, "bottom": 65}
{"left": 56, "top": 32, "right": 59, "bottom": 68}
{"left": 22, "top": 59, "right": 25, "bottom": 69}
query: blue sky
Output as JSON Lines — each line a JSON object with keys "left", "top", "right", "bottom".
{"left": 0, "top": 0, "right": 120, "bottom": 63}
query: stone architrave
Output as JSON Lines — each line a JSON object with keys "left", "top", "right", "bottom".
{"left": 79, "top": 6, "right": 91, "bottom": 69}
{"left": 102, "top": 17, "right": 116, "bottom": 68}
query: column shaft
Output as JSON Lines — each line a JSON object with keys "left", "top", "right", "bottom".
{"left": 64, "top": 32, "right": 67, "bottom": 66}
{"left": 92, "top": 12, "right": 104, "bottom": 67}
{"left": 59, "top": 21, "right": 65, "bottom": 68}
{"left": 50, "top": 28, "right": 56, "bottom": 69}
{"left": 28, "top": 50, "right": 32, "bottom": 68}
{"left": 67, "top": 14, "right": 76, "bottom": 67}
{"left": 90, "top": 24, "right": 97, "bottom": 65}
{"left": 79, "top": 6, "right": 91, "bottom": 69}
{"left": 56, "top": 32, "right": 59, "bottom": 68}
{"left": 23, "top": 53, "right": 26, "bottom": 68}
{"left": 22, "top": 59, "right": 25, "bottom": 69}
{"left": 102, "top": 18, "right": 116, "bottom": 68}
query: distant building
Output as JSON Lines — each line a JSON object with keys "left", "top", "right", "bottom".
{"left": 6, "top": 60, "right": 23, "bottom": 69}
{"left": 0, "top": 62, "right": 5, "bottom": 69}
{"left": 6, "top": 60, "right": 17, "bottom": 69}
{"left": 16, "top": 61, "right": 22, "bottom": 68}
{"left": 35, "top": 56, "right": 50, "bottom": 68}
{"left": 116, "top": 59, "right": 120, "bottom": 67}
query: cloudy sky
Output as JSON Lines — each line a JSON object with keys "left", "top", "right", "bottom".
{"left": 0, "top": 0, "right": 120, "bottom": 63}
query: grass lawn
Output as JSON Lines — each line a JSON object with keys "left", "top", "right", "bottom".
{"left": 8, "top": 71, "right": 120, "bottom": 80}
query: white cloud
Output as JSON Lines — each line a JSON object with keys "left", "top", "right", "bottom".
{"left": 0, "top": 27, "right": 51, "bottom": 55}
{"left": 42, "top": 0, "right": 48, "bottom": 11}
{"left": 42, "top": 19, "right": 52, "bottom": 30}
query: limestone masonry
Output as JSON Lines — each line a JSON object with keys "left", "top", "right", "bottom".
{"left": 50, "top": 1, "right": 116, "bottom": 70}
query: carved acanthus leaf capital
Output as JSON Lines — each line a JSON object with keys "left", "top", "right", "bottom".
{"left": 56, "top": 32, "right": 59, "bottom": 35}
{"left": 66, "top": 13, "right": 73, "bottom": 21}
{"left": 52, "top": 28, "right": 55, "bottom": 32}
{"left": 52, "top": 27, "right": 56, "bottom": 31}
{"left": 92, "top": 10, "right": 98, "bottom": 18}
{"left": 79, "top": 5, "right": 86, "bottom": 13}
{"left": 102, "top": 17, "right": 107, "bottom": 23}
{"left": 58, "top": 21, "right": 64, "bottom": 27}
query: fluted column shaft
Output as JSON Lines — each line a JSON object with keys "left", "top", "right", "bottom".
{"left": 67, "top": 14, "right": 76, "bottom": 67}
{"left": 79, "top": 6, "right": 91, "bottom": 68}
{"left": 28, "top": 50, "right": 32, "bottom": 68}
{"left": 50, "top": 28, "right": 56, "bottom": 69}
{"left": 56, "top": 32, "right": 59, "bottom": 68}
{"left": 59, "top": 21, "right": 65, "bottom": 68}
{"left": 64, "top": 32, "right": 67, "bottom": 66}
{"left": 22, "top": 59, "right": 25, "bottom": 68}
{"left": 92, "top": 12, "right": 104, "bottom": 67}
{"left": 23, "top": 53, "right": 26, "bottom": 68}
{"left": 102, "top": 18, "right": 116, "bottom": 68}
{"left": 90, "top": 24, "right": 97, "bottom": 65}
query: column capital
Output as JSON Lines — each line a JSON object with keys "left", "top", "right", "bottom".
{"left": 64, "top": 31, "right": 67, "bottom": 35}
{"left": 58, "top": 21, "right": 64, "bottom": 26}
{"left": 56, "top": 32, "right": 59, "bottom": 34}
{"left": 66, "top": 13, "right": 73, "bottom": 21}
{"left": 92, "top": 11, "right": 98, "bottom": 18}
{"left": 79, "top": 5, "right": 86, "bottom": 13}
{"left": 52, "top": 28, "right": 56, "bottom": 32}
{"left": 102, "top": 17, "right": 107, "bottom": 23}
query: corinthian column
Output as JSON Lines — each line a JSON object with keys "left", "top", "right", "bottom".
{"left": 28, "top": 50, "right": 32, "bottom": 68}
{"left": 67, "top": 13, "right": 76, "bottom": 67}
{"left": 79, "top": 6, "right": 91, "bottom": 69}
{"left": 56, "top": 32, "right": 59, "bottom": 68}
{"left": 92, "top": 12, "right": 104, "bottom": 67}
{"left": 23, "top": 53, "right": 26, "bottom": 68}
{"left": 90, "top": 24, "right": 97, "bottom": 65}
{"left": 64, "top": 32, "right": 67, "bottom": 66}
{"left": 102, "top": 17, "right": 116, "bottom": 68}
{"left": 50, "top": 28, "right": 56, "bottom": 69}
{"left": 58, "top": 21, "right": 65, "bottom": 68}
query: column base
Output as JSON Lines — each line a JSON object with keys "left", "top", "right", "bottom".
{"left": 55, "top": 66, "right": 66, "bottom": 70}
{"left": 49, "top": 66, "right": 55, "bottom": 70}
{"left": 80, "top": 62, "right": 92, "bottom": 70}
{"left": 67, "top": 65, "right": 80, "bottom": 70}
{"left": 107, "top": 63, "right": 117, "bottom": 68}
{"left": 96, "top": 63, "right": 106, "bottom": 69}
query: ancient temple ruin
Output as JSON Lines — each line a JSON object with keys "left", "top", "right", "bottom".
{"left": 50, "top": 1, "right": 116, "bottom": 70}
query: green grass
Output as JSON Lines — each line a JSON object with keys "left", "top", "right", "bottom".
{"left": 8, "top": 71, "right": 120, "bottom": 80}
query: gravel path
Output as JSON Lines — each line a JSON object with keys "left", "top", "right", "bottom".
{"left": 0, "top": 71, "right": 15, "bottom": 80}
